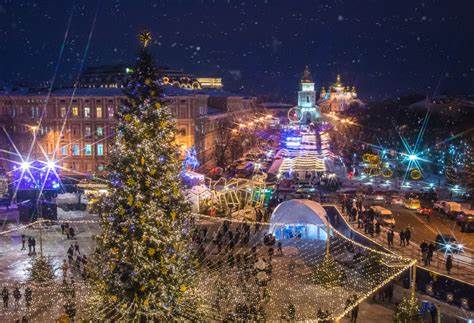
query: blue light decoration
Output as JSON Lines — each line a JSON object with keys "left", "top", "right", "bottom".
{"left": 399, "top": 111, "right": 432, "bottom": 185}
{"left": 12, "top": 160, "right": 61, "bottom": 191}
{"left": 285, "top": 136, "right": 302, "bottom": 148}
{"left": 182, "top": 147, "right": 200, "bottom": 171}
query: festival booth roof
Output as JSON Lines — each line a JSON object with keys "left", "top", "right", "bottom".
{"left": 270, "top": 199, "right": 329, "bottom": 227}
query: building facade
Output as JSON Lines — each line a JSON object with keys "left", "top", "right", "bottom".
{"left": 318, "top": 74, "right": 359, "bottom": 113}
{"left": 0, "top": 87, "right": 256, "bottom": 177}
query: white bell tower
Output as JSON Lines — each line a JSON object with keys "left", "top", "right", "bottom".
{"left": 297, "top": 66, "right": 320, "bottom": 123}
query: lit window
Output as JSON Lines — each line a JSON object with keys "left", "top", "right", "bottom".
{"left": 97, "top": 126, "right": 104, "bottom": 136}
{"left": 85, "top": 144, "right": 92, "bottom": 156}
{"left": 61, "top": 146, "right": 68, "bottom": 156}
{"left": 84, "top": 107, "right": 91, "bottom": 118}
{"left": 108, "top": 106, "right": 114, "bottom": 118}
{"left": 96, "top": 106, "right": 103, "bottom": 118}
{"left": 97, "top": 144, "right": 104, "bottom": 156}
{"left": 72, "top": 106, "right": 79, "bottom": 117}
{"left": 72, "top": 144, "right": 80, "bottom": 156}
{"left": 85, "top": 126, "right": 92, "bottom": 137}
{"left": 60, "top": 107, "right": 66, "bottom": 118}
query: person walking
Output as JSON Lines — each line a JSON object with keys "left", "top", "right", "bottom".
{"left": 74, "top": 242, "right": 80, "bottom": 255}
{"left": 277, "top": 241, "right": 282, "bottom": 255}
{"left": 24, "top": 286, "right": 32, "bottom": 307}
{"left": 399, "top": 229, "right": 405, "bottom": 247}
{"left": 21, "top": 235, "right": 26, "bottom": 251}
{"left": 420, "top": 241, "right": 428, "bottom": 265}
{"left": 1, "top": 287, "right": 8, "bottom": 308}
{"left": 67, "top": 245, "right": 74, "bottom": 264}
{"left": 27, "top": 237, "right": 32, "bottom": 255}
{"left": 405, "top": 227, "right": 411, "bottom": 245}
{"left": 13, "top": 286, "right": 21, "bottom": 308}
{"left": 69, "top": 227, "right": 75, "bottom": 239}
{"left": 446, "top": 254, "right": 453, "bottom": 274}
{"left": 351, "top": 304, "right": 359, "bottom": 322}
{"left": 31, "top": 237, "right": 36, "bottom": 254}
{"left": 427, "top": 243, "right": 435, "bottom": 266}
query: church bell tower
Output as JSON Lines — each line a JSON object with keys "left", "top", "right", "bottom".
{"left": 297, "top": 66, "right": 320, "bottom": 123}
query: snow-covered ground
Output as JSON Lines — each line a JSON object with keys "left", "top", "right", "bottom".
{"left": 56, "top": 192, "right": 88, "bottom": 205}
{"left": 57, "top": 208, "right": 90, "bottom": 220}
{"left": 0, "top": 213, "right": 99, "bottom": 285}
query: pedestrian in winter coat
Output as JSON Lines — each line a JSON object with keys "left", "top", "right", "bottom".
{"left": 427, "top": 243, "right": 435, "bottom": 265}
{"left": 405, "top": 227, "right": 411, "bottom": 245}
{"left": 21, "top": 235, "right": 26, "bottom": 250}
{"left": 74, "top": 242, "right": 80, "bottom": 254}
{"left": 446, "top": 255, "right": 453, "bottom": 274}
{"left": 24, "top": 287, "right": 32, "bottom": 307}
{"left": 27, "top": 237, "right": 32, "bottom": 254}
{"left": 1, "top": 287, "right": 8, "bottom": 308}
{"left": 13, "top": 286, "right": 21, "bottom": 307}
{"left": 399, "top": 230, "right": 405, "bottom": 246}
{"left": 31, "top": 238, "right": 36, "bottom": 254}
{"left": 69, "top": 227, "right": 75, "bottom": 239}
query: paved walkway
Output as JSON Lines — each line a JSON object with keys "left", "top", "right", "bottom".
{"left": 338, "top": 206, "right": 474, "bottom": 284}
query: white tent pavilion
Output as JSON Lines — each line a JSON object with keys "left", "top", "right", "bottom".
{"left": 268, "top": 199, "right": 330, "bottom": 240}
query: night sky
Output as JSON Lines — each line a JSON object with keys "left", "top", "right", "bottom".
{"left": 0, "top": 0, "right": 473, "bottom": 100}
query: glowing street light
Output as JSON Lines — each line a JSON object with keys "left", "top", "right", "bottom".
{"left": 408, "top": 154, "right": 418, "bottom": 161}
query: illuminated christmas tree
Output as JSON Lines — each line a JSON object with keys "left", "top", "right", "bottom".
{"left": 445, "top": 153, "right": 457, "bottom": 186}
{"left": 311, "top": 232, "right": 345, "bottom": 287}
{"left": 394, "top": 295, "right": 422, "bottom": 323}
{"left": 28, "top": 256, "right": 55, "bottom": 284}
{"left": 89, "top": 31, "right": 200, "bottom": 321}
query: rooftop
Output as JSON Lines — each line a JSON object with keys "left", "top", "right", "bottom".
{"left": 0, "top": 86, "right": 238, "bottom": 98}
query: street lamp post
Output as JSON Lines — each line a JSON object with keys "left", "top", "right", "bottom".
{"left": 29, "top": 124, "right": 45, "bottom": 257}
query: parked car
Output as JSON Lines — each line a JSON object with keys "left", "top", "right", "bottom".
{"left": 404, "top": 198, "right": 421, "bottom": 210}
{"left": 456, "top": 213, "right": 474, "bottom": 232}
{"left": 434, "top": 234, "right": 463, "bottom": 254}
{"left": 433, "top": 201, "right": 462, "bottom": 217}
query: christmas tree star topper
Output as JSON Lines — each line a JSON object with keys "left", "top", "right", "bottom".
{"left": 138, "top": 30, "right": 152, "bottom": 48}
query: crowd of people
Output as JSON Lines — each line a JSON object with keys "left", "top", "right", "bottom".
{"left": 1, "top": 221, "right": 88, "bottom": 321}
{"left": 1, "top": 285, "right": 32, "bottom": 310}
{"left": 340, "top": 195, "right": 457, "bottom": 276}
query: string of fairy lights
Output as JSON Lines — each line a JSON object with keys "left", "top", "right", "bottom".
{"left": 0, "top": 212, "right": 415, "bottom": 321}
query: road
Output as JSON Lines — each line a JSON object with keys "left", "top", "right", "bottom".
{"left": 383, "top": 204, "right": 474, "bottom": 251}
